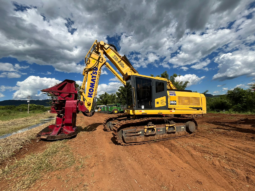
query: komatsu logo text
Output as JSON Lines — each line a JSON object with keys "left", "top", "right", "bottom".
{"left": 88, "top": 67, "right": 98, "bottom": 98}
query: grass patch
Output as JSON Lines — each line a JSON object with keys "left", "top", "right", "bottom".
{"left": 208, "top": 111, "right": 255, "bottom": 115}
{"left": 0, "top": 112, "right": 54, "bottom": 136}
{"left": 0, "top": 120, "right": 54, "bottom": 163}
{"left": 0, "top": 110, "right": 47, "bottom": 121}
{"left": 0, "top": 141, "right": 75, "bottom": 190}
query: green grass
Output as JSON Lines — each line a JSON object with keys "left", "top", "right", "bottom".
{"left": 0, "top": 141, "right": 75, "bottom": 190}
{"left": 208, "top": 110, "right": 255, "bottom": 115}
{"left": 0, "top": 109, "right": 47, "bottom": 121}
{"left": 0, "top": 112, "right": 54, "bottom": 136}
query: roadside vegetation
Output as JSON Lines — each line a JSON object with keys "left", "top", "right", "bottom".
{"left": 0, "top": 140, "right": 75, "bottom": 190}
{"left": 0, "top": 104, "right": 54, "bottom": 136}
{"left": 0, "top": 120, "right": 55, "bottom": 163}
{"left": 0, "top": 104, "right": 49, "bottom": 121}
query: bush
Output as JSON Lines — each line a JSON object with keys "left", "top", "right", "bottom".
{"left": 207, "top": 96, "right": 231, "bottom": 111}
{"left": 207, "top": 87, "right": 255, "bottom": 113}
{"left": 0, "top": 105, "right": 16, "bottom": 110}
{"left": 14, "top": 104, "right": 48, "bottom": 112}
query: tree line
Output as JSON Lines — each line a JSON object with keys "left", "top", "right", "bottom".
{"left": 0, "top": 104, "right": 48, "bottom": 112}
{"left": 207, "top": 85, "right": 255, "bottom": 113}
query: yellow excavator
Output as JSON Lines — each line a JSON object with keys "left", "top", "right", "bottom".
{"left": 80, "top": 40, "right": 206, "bottom": 145}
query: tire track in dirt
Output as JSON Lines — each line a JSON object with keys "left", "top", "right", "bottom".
{"left": 157, "top": 139, "right": 233, "bottom": 190}
{"left": 191, "top": 133, "right": 255, "bottom": 190}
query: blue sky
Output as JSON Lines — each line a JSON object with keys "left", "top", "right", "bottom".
{"left": 0, "top": 0, "right": 255, "bottom": 101}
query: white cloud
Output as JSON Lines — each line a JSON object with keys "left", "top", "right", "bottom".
{"left": 191, "top": 59, "right": 210, "bottom": 71}
{"left": 248, "top": 82, "right": 255, "bottom": 86}
{"left": 41, "top": 71, "right": 52, "bottom": 75}
{"left": 97, "top": 82, "right": 122, "bottom": 95}
{"left": 101, "top": 66, "right": 108, "bottom": 75}
{"left": 0, "top": 72, "right": 6, "bottom": 78}
{"left": 14, "top": 64, "right": 29, "bottom": 70}
{"left": 0, "top": 85, "right": 19, "bottom": 92}
{"left": 217, "top": 84, "right": 226, "bottom": 87}
{"left": 12, "top": 76, "right": 121, "bottom": 100}
{"left": 0, "top": 63, "right": 15, "bottom": 71}
{"left": 0, "top": 63, "right": 28, "bottom": 78}
{"left": 109, "top": 77, "right": 119, "bottom": 81}
{"left": 0, "top": 63, "right": 29, "bottom": 71}
{"left": 213, "top": 50, "right": 255, "bottom": 81}
{"left": 0, "top": 93, "right": 4, "bottom": 98}
{"left": 181, "top": 67, "right": 188, "bottom": 71}
{"left": 175, "top": 74, "right": 205, "bottom": 87}
{"left": 147, "top": 53, "right": 159, "bottom": 63}
{"left": 13, "top": 76, "right": 61, "bottom": 100}
{"left": 0, "top": 0, "right": 253, "bottom": 75}
{"left": 8, "top": 72, "right": 21, "bottom": 78}
{"left": 75, "top": 80, "right": 83, "bottom": 86}
{"left": 235, "top": 84, "right": 248, "bottom": 89}
{"left": 0, "top": 72, "right": 21, "bottom": 78}
{"left": 229, "top": 83, "right": 249, "bottom": 90}
{"left": 222, "top": 87, "right": 228, "bottom": 91}
{"left": 213, "top": 91, "right": 220, "bottom": 94}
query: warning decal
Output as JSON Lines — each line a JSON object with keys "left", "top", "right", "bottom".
{"left": 170, "top": 101, "right": 176, "bottom": 105}
{"left": 169, "top": 91, "right": 176, "bottom": 96}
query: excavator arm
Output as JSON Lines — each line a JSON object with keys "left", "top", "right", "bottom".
{"left": 80, "top": 40, "right": 176, "bottom": 114}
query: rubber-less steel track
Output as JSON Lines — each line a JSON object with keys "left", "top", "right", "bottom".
{"left": 103, "top": 113, "right": 128, "bottom": 131}
{"left": 103, "top": 115, "right": 197, "bottom": 146}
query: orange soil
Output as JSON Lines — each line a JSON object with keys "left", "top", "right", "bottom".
{"left": 1, "top": 113, "right": 255, "bottom": 191}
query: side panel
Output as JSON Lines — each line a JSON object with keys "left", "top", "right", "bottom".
{"left": 168, "top": 91, "right": 206, "bottom": 114}
{"left": 152, "top": 79, "right": 168, "bottom": 110}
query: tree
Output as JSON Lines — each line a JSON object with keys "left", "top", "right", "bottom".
{"left": 249, "top": 83, "right": 255, "bottom": 92}
{"left": 97, "top": 92, "right": 118, "bottom": 105}
{"left": 116, "top": 83, "right": 132, "bottom": 105}
{"left": 202, "top": 90, "right": 209, "bottom": 94}
{"left": 156, "top": 71, "right": 189, "bottom": 90}
{"left": 108, "top": 93, "right": 117, "bottom": 104}
{"left": 97, "top": 92, "right": 110, "bottom": 105}
{"left": 227, "top": 87, "right": 255, "bottom": 112}
{"left": 75, "top": 83, "right": 81, "bottom": 100}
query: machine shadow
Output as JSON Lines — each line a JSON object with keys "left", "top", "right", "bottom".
{"left": 76, "top": 123, "right": 103, "bottom": 133}
{"left": 111, "top": 135, "right": 119, "bottom": 145}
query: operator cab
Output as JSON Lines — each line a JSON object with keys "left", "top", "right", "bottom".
{"left": 126, "top": 75, "right": 168, "bottom": 111}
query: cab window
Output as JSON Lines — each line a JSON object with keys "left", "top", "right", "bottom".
{"left": 156, "top": 82, "right": 164, "bottom": 93}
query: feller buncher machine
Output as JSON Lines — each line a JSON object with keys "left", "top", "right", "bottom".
{"left": 38, "top": 40, "right": 206, "bottom": 145}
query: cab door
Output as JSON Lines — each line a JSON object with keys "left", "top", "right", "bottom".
{"left": 135, "top": 77, "right": 152, "bottom": 109}
{"left": 152, "top": 80, "right": 168, "bottom": 110}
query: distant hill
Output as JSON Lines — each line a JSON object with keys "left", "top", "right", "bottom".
{"left": 0, "top": 100, "right": 51, "bottom": 106}
{"left": 205, "top": 94, "right": 213, "bottom": 97}
{"left": 205, "top": 94, "right": 225, "bottom": 98}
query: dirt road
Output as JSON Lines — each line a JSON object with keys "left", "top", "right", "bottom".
{"left": 1, "top": 113, "right": 255, "bottom": 191}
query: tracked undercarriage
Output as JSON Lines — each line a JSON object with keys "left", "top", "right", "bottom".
{"left": 104, "top": 114, "right": 198, "bottom": 146}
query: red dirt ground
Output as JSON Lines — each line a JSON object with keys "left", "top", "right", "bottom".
{"left": 1, "top": 113, "right": 255, "bottom": 191}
